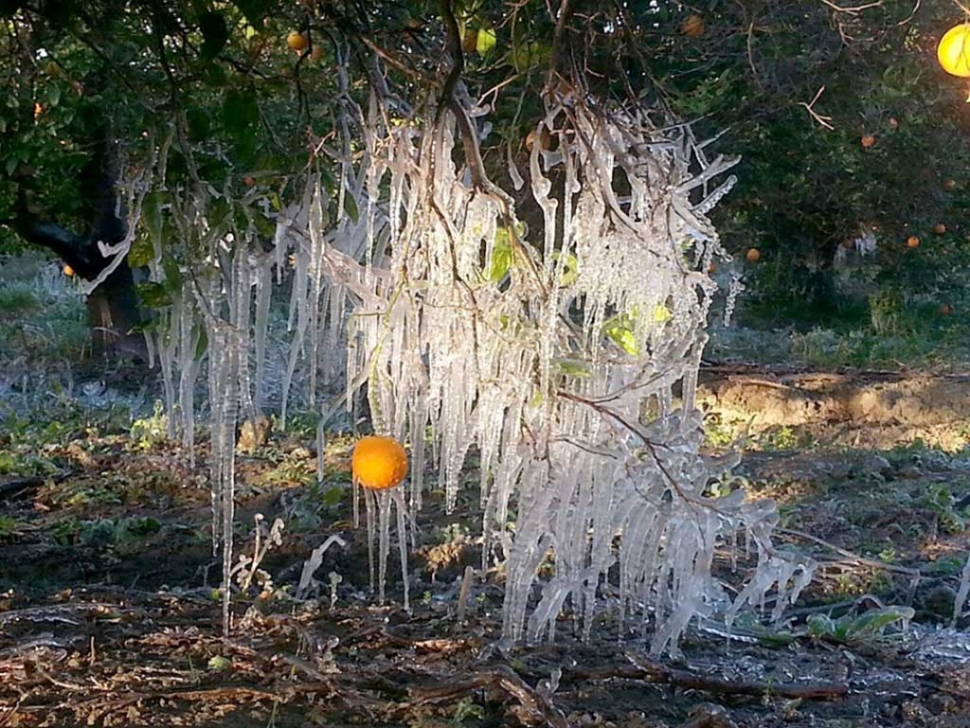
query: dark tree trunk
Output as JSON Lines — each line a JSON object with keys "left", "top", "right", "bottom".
{"left": 86, "top": 264, "right": 146, "bottom": 360}
{"left": 6, "top": 133, "right": 147, "bottom": 363}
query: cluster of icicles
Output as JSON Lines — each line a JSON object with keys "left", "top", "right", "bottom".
{"left": 140, "top": 89, "right": 814, "bottom": 653}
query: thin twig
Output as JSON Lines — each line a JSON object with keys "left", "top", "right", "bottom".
{"left": 776, "top": 527, "right": 921, "bottom": 577}
{"left": 819, "top": 0, "right": 883, "bottom": 14}
{"left": 799, "top": 86, "right": 835, "bottom": 131}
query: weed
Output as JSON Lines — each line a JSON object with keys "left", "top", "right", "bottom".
{"left": 0, "top": 450, "right": 58, "bottom": 477}
{"left": 703, "top": 414, "right": 736, "bottom": 449}
{"left": 0, "top": 286, "right": 39, "bottom": 313}
{"left": 451, "top": 698, "right": 484, "bottom": 725}
{"left": 807, "top": 605, "right": 914, "bottom": 645}
{"left": 254, "top": 451, "right": 316, "bottom": 487}
{"left": 129, "top": 400, "right": 170, "bottom": 450}
{"left": 46, "top": 516, "right": 163, "bottom": 549}
{"left": 0, "top": 516, "right": 26, "bottom": 539}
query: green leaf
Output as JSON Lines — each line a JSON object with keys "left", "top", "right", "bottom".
{"left": 161, "top": 255, "right": 182, "bottom": 291}
{"left": 552, "top": 252, "right": 578, "bottom": 286}
{"left": 186, "top": 107, "right": 212, "bottom": 142}
{"left": 128, "top": 235, "right": 154, "bottom": 268}
{"left": 555, "top": 359, "right": 590, "bottom": 378}
{"left": 844, "top": 606, "right": 914, "bottom": 639}
{"left": 136, "top": 282, "right": 172, "bottom": 309}
{"left": 652, "top": 304, "right": 671, "bottom": 323}
{"left": 45, "top": 85, "right": 61, "bottom": 107}
{"left": 204, "top": 63, "right": 228, "bottom": 87}
{"left": 486, "top": 227, "right": 513, "bottom": 282}
{"left": 207, "top": 655, "right": 232, "bottom": 671}
{"left": 253, "top": 212, "right": 275, "bottom": 238}
{"left": 509, "top": 41, "right": 549, "bottom": 72}
{"left": 343, "top": 193, "right": 359, "bottom": 222}
{"left": 476, "top": 27, "right": 497, "bottom": 55}
{"left": 194, "top": 326, "right": 209, "bottom": 361}
{"left": 320, "top": 486, "right": 342, "bottom": 508}
{"left": 144, "top": 192, "right": 164, "bottom": 243}
{"left": 199, "top": 11, "right": 229, "bottom": 60}
{"left": 806, "top": 613, "right": 837, "bottom": 639}
{"left": 603, "top": 314, "right": 640, "bottom": 356}
{"left": 222, "top": 89, "right": 259, "bottom": 161}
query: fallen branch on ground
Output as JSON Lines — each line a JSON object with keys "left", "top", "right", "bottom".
{"left": 408, "top": 664, "right": 569, "bottom": 728}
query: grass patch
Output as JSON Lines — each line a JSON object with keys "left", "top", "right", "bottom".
{"left": 0, "top": 286, "right": 39, "bottom": 314}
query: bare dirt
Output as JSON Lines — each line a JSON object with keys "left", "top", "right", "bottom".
{"left": 699, "top": 365, "right": 970, "bottom": 450}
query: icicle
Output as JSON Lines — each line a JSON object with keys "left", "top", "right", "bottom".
{"left": 253, "top": 259, "right": 272, "bottom": 414}
{"left": 296, "top": 84, "right": 800, "bottom": 655}
{"left": 178, "top": 290, "right": 200, "bottom": 465}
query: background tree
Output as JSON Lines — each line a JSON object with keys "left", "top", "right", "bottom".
{"left": 0, "top": 0, "right": 964, "bottom": 354}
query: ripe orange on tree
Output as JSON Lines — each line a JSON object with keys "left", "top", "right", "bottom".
{"left": 937, "top": 24, "right": 970, "bottom": 77}
{"left": 745, "top": 248, "right": 761, "bottom": 263}
{"left": 906, "top": 236, "right": 920, "bottom": 249}
{"left": 287, "top": 31, "right": 308, "bottom": 52}
{"left": 681, "top": 14, "right": 705, "bottom": 38}
{"left": 861, "top": 134, "right": 876, "bottom": 149}
{"left": 352, "top": 436, "right": 408, "bottom": 491}
{"left": 934, "top": 223, "right": 947, "bottom": 235}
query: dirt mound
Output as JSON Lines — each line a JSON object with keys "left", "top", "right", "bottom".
{"left": 698, "top": 366, "right": 970, "bottom": 449}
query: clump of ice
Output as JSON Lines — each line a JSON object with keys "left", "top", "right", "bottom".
{"left": 142, "top": 75, "right": 810, "bottom": 650}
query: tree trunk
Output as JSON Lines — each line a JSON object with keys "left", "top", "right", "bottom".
{"left": 5, "top": 131, "right": 148, "bottom": 363}
{"left": 85, "top": 263, "right": 146, "bottom": 362}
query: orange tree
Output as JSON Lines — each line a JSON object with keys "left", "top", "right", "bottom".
{"left": 2, "top": 0, "right": 963, "bottom": 347}
{"left": 639, "top": 1, "right": 970, "bottom": 325}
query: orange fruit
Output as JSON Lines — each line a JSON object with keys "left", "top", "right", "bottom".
{"left": 745, "top": 248, "right": 761, "bottom": 263}
{"left": 243, "top": 176, "right": 256, "bottom": 187}
{"left": 906, "top": 236, "right": 920, "bottom": 249}
{"left": 287, "top": 31, "right": 308, "bottom": 52}
{"left": 934, "top": 223, "right": 947, "bottom": 235}
{"left": 525, "top": 128, "right": 552, "bottom": 152}
{"left": 63, "top": 264, "right": 75, "bottom": 277}
{"left": 944, "top": 179, "right": 958, "bottom": 191}
{"left": 941, "top": 304, "right": 953, "bottom": 315}
{"left": 937, "top": 24, "right": 970, "bottom": 77}
{"left": 861, "top": 134, "right": 876, "bottom": 149}
{"left": 888, "top": 117, "right": 899, "bottom": 129}
{"left": 352, "top": 436, "right": 408, "bottom": 491}
{"left": 681, "top": 14, "right": 705, "bottom": 38}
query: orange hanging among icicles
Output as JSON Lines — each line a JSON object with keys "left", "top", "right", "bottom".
{"left": 352, "top": 436, "right": 408, "bottom": 491}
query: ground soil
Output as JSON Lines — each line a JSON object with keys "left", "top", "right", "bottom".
{"left": 3, "top": 369, "right": 970, "bottom": 727}
{"left": 698, "top": 365, "right": 970, "bottom": 450}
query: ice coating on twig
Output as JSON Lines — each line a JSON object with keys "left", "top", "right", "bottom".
{"left": 300, "top": 86, "right": 810, "bottom": 652}
{"left": 139, "top": 64, "right": 810, "bottom": 650}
